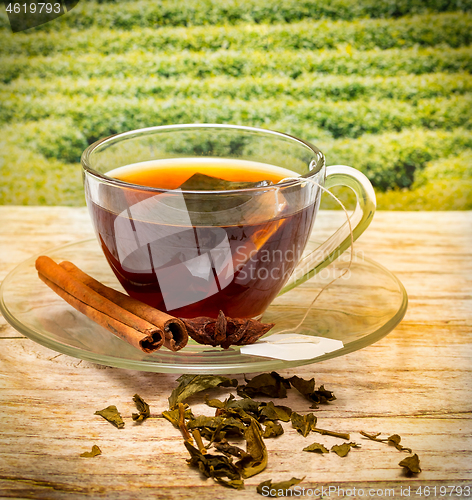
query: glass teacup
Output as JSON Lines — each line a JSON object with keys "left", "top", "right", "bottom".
{"left": 82, "top": 124, "right": 376, "bottom": 319}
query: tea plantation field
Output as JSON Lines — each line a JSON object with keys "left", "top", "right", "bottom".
{"left": 0, "top": 0, "right": 471, "bottom": 209}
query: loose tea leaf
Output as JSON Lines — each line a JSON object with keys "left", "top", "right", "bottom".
{"left": 192, "top": 429, "right": 207, "bottom": 455}
{"left": 162, "top": 404, "right": 194, "bottom": 428}
{"left": 315, "top": 385, "right": 337, "bottom": 404}
{"left": 312, "top": 427, "right": 350, "bottom": 440}
{"left": 168, "top": 374, "right": 237, "bottom": 408}
{"left": 238, "top": 372, "right": 290, "bottom": 399}
{"left": 215, "top": 406, "right": 254, "bottom": 424}
{"left": 184, "top": 441, "right": 244, "bottom": 489}
{"left": 227, "top": 396, "right": 261, "bottom": 415}
{"left": 361, "top": 431, "right": 413, "bottom": 453}
{"left": 303, "top": 442, "right": 329, "bottom": 454}
{"left": 291, "top": 412, "right": 317, "bottom": 437}
{"left": 94, "top": 405, "right": 124, "bottom": 429}
{"left": 331, "top": 442, "right": 360, "bottom": 457}
{"left": 360, "top": 431, "right": 387, "bottom": 443}
{"left": 206, "top": 394, "right": 260, "bottom": 420}
{"left": 263, "top": 420, "right": 284, "bottom": 438}
{"left": 183, "top": 310, "right": 274, "bottom": 349}
{"left": 259, "top": 402, "right": 292, "bottom": 422}
{"left": 179, "top": 172, "right": 272, "bottom": 191}
{"left": 236, "top": 419, "right": 268, "bottom": 478}
{"left": 399, "top": 454, "right": 422, "bottom": 475}
{"left": 132, "top": 394, "right": 150, "bottom": 422}
{"left": 214, "top": 439, "right": 249, "bottom": 459}
{"left": 256, "top": 477, "right": 304, "bottom": 497}
{"left": 178, "top": 402, "right": 193, "bottom": 442}
{"left": 187, "top": 415, "right": 246, "bottom": 436}
{"left": 205, "top": 395, "right": 226, "bottom": 410}
{"left": 290, "top": 376, "right": 336, "bottom": 407}
{"left": 80, "top": 445, "right": 102, "bottom": 458}
{"left": 388, "top": 434, "right": 412, "bottom": 453}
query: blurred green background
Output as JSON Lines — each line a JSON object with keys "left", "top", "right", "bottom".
{"left": 0, "top": 0, "right": 471, "bottom": 209}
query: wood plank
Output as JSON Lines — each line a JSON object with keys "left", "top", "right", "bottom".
{"left": 0, "top": 207, "right": 471, "bottom": 498}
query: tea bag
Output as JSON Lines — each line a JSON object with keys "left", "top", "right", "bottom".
{"left": 240, "top": 334, "right": 344, "bottom": 361}
{"left": 240, "top": 175, "right": 356, "bottom": 360}
{"left": 178, "top": 173, "right": 290, "bottom": 271}
{"left": 177, "top": 173, "right": 278, "bottom": 215}
{"left": 178, "top": 172, "right": 272, "bottom": 191}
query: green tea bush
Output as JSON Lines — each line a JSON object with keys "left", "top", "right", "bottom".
{"left": 375, "top": 180, "right": 472, "bottom": 210}
{"left": 319, "top": 128, "right": 472, "bottom": 189}
{"left": 3, "top": 118, "right": 88, "bottom": 162}
{"left": 1, "top": 0, "right": 469, "bottom": 31}
{"left": 2, "top": 128, "right": 471, "bottom": 207}
{"left": 413, "top": 150, "right": 472, "bottom": 185}
{"left": 2, "top": 13, "right": 471, "bottom": 56}
{"left": 0, "top": 145, "right": 83, "bottom": 205}
{"left": 2, "top": 47, "right": 472, "bottom": 84}
{"left": 1, "top": 1, "right": 471, "bottom": 209}
{"left": 1, "top": 94, "right": 470, "bottom": 144}
{"left": 5, "top": 73, "right": 471, "bottom": 104}
{"left": 320, "top": 178, "right": 472, "bottom": 210}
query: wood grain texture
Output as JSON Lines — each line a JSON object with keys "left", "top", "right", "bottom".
{"left": 0, "top": 207, "right": 471, "bottom": 499}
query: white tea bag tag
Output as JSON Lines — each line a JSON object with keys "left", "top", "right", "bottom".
{"left": 239, "top": 333, "right": 343, "bottom": 361}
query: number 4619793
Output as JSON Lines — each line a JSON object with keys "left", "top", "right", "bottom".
{"left": 6, "top": 3, "right": 61, "bottom": 14}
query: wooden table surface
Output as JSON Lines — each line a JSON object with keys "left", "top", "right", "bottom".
{"left": 1, "top": 207, "right": 471, "bottom": 499}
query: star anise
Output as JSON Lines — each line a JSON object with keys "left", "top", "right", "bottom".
{"left": 181, "top": 310, "right": 274, "bottom": 349}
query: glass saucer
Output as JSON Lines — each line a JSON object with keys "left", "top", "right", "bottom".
{"left": 0, "top": 238, "right": 407, "bottom": 374}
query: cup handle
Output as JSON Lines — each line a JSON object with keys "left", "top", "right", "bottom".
{"left": 278, "top": 165, "right": 376, "bottom": 295}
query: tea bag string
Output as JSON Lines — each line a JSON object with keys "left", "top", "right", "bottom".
{"left": 275, "top": 176, "right": 354, "bottom": 334}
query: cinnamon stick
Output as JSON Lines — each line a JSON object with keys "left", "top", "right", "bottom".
{"left": 35, "top": 256, "right": 166, "bottom": 353}
{"left": 58, "top": 260, "right": 188, "bottom": 352}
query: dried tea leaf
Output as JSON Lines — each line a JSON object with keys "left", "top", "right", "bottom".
{"left": 206, "top": 394, "right": 260, "bottom": 417}
{"left": 331, "top": 443, "right": 351, "bottom": 457}
{"left": 219, "top": 478, "right": 246, "bottom": 489}
{"left": 360, "top": 431, "right": 387, "bottom": 443}
{"left": 169, "top": 374, "right": 237, "bottom": 408}
{"left": 183, "top": 311, "right": 274, "bottom": 349}
{"left": 263, "top": 420, "right": 284, "bottom": 438}
{"left": 388, "top": 434, "right": 412, "bottom": 453}
{"left": 162, "top": 404, "right": 194, "bottom": 428}
{"left": 331, "top": 442, "right": 360, "bottom": 457}
{"left": 177, "top": 402, "right": 193, "bottom": 442}
{"left": 259, "top": 402, "right": 292, "bottom": 422}
{"left": 215, "top": 407, "right": 254, "bottom": 425}
{"left": 289, "top": 375, "right": 315, "bottom": 397}
{"left": 205, "top": 426, "right": 227, "bottom": 444}
{"left": 290, "top": 376, "right": 336, "bottom": 407}
{"left": 399, "top": 454, "right": 422, "bottom": 475}
{"left": 184, "top": 441, "right": 244, "bottom": 489}
{"left": 179, "top": 172, "right": 271, "bottom": 191}
{"left": 291, "top": 412, "right": 317, "bottom": 437}
{"left": 312, "top": 427, "right": 350, "bottom": 440}
{"left": 191, "top": 428, "right": 207, "bottom": 455}
{"left": 361, "top": 431, "right": 413, "bottom": 453}
{"left": 94, "top": 405, "right": 124, "bottom": 429}
{"left": 236, "top": 419, "right": 268, "bottom": 478}
{"left": 205, "top": 395, "right": 226, "bottom": 409}
{"left": 187, "top": 416, "right": 246, "bottom": 437}
{"left": 227, "top": 396, "right": 261, "bottom": 415}
{"left": 214, "top": 439, "right": 249, "bottom": 459}
{"left": 132, "top": 394, "right": 150, "bottom": 422}
{"left": 388, "top": 434, "right": 401, "bottom": 446}
{"left": 315, "top": 385, "right": 337, "bottom": 404}
{"left": 238, "top": 372, "right": 290, "bottom": 399}
{"left": 256, "top": 477, "right": 305, "bottom": 497}
{"left": 303, "top": 442, "right": 329, "bottom": 454}
{"left": 80, "top": 445, "right": 102, "bottom": 458}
